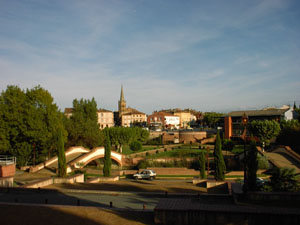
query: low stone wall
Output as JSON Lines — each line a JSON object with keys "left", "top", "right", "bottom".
{"left": 54, "top": 174, "right": 84, "bottom": 184}
{"left": 0, "top": 164, "right": 16, "bottom": 177}
{"left": 146, "top": 167, "right": 199, "bottom": 175}
{"left": 22, "top": 177, "right": 54, "bottom": 188}
{"left": 22, "top": 174, "right": 84, "bottom": 188}
{"left": 0, "top": 177, "right": 14, "bottom": 187}
{"left": 86, "top": 176, "right": 119, "bottom": 183}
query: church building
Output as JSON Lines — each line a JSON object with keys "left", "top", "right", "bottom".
{"left": 117, "top": 85, "right": 147, "bottom": 127}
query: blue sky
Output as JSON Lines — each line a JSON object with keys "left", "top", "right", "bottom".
{"left": 0, "top": 0, "right": 299, "bottom": 114}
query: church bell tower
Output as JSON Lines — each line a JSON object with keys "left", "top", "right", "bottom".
{"left": 118, "top": 85, "right": 126, "bottom": 117}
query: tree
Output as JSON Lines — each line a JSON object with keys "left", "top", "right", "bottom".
{"left": 214, "top": 131, "right": 226, "bottom": 181}
{"left": 130, "top": 140, "right": 142, "bottom": 151}
{"left": 269, "top": 167, "right": 299, "bottom": 192}
{"left": 249, "top": 120, "right": 280, "bottom": 147}
{"left": 57, "top": 128, "right": 66, "bottom": 177}
{"left": 247, "top": 141, "right": 258, "bottom": 191}
{"left": 103, "top": 134, "right": 112, "bottom": 177}
{"left": 203, "top": 112, "right": 224, "bottom": 128}
{"left": 199, "top": 151, "right": 206, "bottom": 179}
{"left": 65, "top": 98, "right": 104, "bottom": 149}
{"left": 0, "top": 85, "right": 64, "bottom": 167}
{"left": 105, "top": 127, "right": 149, "bottom": 152}
{"left": 277, "top": 120, "right": 300, "bottom": 154}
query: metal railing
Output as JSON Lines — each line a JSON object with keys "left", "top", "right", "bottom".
{"left": 0, "top": 155, "right": 16, "bottom": 165}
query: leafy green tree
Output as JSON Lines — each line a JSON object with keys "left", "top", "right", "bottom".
{"left": 103, "top": 134, "right": 112, "bottom": 177}
{"left": 249, "top": 120, "right": 280, "bottom": 147}
{"left": 247, "top": 141, "right": 258, "bottom": 191}
{"left": 0, "top": 85, "right": 64, "bottom": 166}
{"left": 57, "top": 128, "right": 66, "bottom": 177}
{"left": 214, "top": 131, "right": 226, "bottom": 181}
{"left": 203, "top": 112, "right": 224, "bottom": 128}
{"left": 199, "top": 151, "right": 206, "bottom": 179}
{"left": 105, "top": 127, "right": 149, "bottom": 152}
{"left": 65, "top": 98, "right": 104, "bottom": 149}
{"left": 269, "top": 167, "right": 299, "bottom": 192}
{"left": 130, "top": 140, "right": 142, "bottom": 151}
{"left": 277, "top": 120, "right": 300, "bottom": 154}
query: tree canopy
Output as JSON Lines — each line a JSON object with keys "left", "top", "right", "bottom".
{"left": 104, "top": 127, "right": 149, "bottom": 152}
{"left": 249, "top": 120, "right": 280, "bottom": 146}
{"left": 0, "top": 85, "right": 65, "bottom": 166}
{"left": 65, "top": 98, "right": 104, "bottom": 149}
{"left": 203, "top": 112, "right": 224, "bottom": 128}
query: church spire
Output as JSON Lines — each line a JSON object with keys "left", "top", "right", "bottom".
{"left": 120, "top": 85, "right": 125, "bottom": 101}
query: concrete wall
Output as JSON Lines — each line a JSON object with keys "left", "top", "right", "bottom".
{"left": 22, "top": 174, "right": 84, "bottom": 188}
{"left": 154, "top": 199, "right": 300, "bottom": 225}
{"left": 86, "top": 176, "right": 119, "bottom": 183}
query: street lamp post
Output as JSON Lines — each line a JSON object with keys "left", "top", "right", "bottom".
{"left": 242, "top": 113, "right": 248, "bottom": 193}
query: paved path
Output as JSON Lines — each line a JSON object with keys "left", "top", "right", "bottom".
{"left": 264, "top": 148, "right": 300, "bottom": 173}
{"left": 0, "top": 189, "right": 162, "bottom": 210}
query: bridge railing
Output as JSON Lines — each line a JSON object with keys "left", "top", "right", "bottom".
{"left": 0, "top": 155, "right": 16, "bottom": 165}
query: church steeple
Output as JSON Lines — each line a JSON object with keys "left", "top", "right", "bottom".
{"left": 118, "top": 85, "right": 126, "bottom": 117}
{"left": 120, "top": 85, "right": 125, "bottom": 102}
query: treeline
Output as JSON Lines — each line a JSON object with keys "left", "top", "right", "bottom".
{"left": 0, "top": 85, "right": 149, "bottom": 167}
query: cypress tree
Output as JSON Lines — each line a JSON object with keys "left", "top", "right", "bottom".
{"left": 57, "top": 128, "right": 66, "bottom": 177}
{"left": 103, "top": 135, "right": 112, "bottom": 177}
{"left": 247, "top": 140, "right": 258, "bottom": 191}
{"left": 199, "top": 151, "right": 206, "bottom": 179}
{"left": 214, "top": 131, "right": 226, "bottom": 181}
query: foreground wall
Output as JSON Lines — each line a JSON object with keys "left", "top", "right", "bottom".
{"left": 154, "top": 199, "right": 300, "bottom": 225}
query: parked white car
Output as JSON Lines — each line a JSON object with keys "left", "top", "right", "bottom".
{"left": 133, "top": 169, "right": 156, "bottom": 180}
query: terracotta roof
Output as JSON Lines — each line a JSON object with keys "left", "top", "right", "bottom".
{"left": 98, "top": 108, "right": 112, "bottom": 113}
{"left": 228, "top": 108, "right": 289, "bottom": 117}
{"left": 125, "top": 107, "right": 146, "bottom": 115}
{"left": 64, "top": 108, "right": 73, "bottom": 114}
{"left": 150, "top": 111, "right": 177, "bottom": 117}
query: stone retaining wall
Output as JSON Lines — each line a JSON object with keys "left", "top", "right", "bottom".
{"left": 85, "top": 176, "right": 119, "bottom": 183}
{"left": 22, "top": 174, "right": 84, "bottom": 188}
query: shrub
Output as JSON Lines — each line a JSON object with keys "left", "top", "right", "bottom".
{"left": 130, "top": 141, "right": 142, "bottom": 151}
{"left": 137, "top": 160, "right": 147, "bottom": 169}
{"left": 257, "top": 154, "right": 269, "bottom": 170}
{"left": 222, "top": 139, "right": 234, "bottom": 151}
{"left": 146, "top": 152, "right": 149, "bottom": 156}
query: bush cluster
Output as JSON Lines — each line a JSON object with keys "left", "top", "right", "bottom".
{"left": 129, "top": 141, "right": 142, "bottom": 151}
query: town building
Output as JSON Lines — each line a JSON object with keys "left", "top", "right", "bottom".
{"left": 147, "top": 111, "right": 180, "bottom": 130}
{"left": 97, "top": 109, "right": 114, "bottom": 129}
{"left": 117, "top": 86, "right": 147, "bottom": 127}
{"left": 224, "top": 106, "right": 297, "bottom": 139}
{"left": 64, "top": 108, "right": 73, "bottom": 118}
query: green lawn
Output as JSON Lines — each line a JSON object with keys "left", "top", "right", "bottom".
{"left": 231, "top": 145, "right": 245, "bottom": 154}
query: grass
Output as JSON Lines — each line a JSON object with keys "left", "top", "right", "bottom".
{"left": 231, "top": 145, "right": 245, "bottom": 154}
{"left": 122, "top": 145, "right": 161, "bottom": 155}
